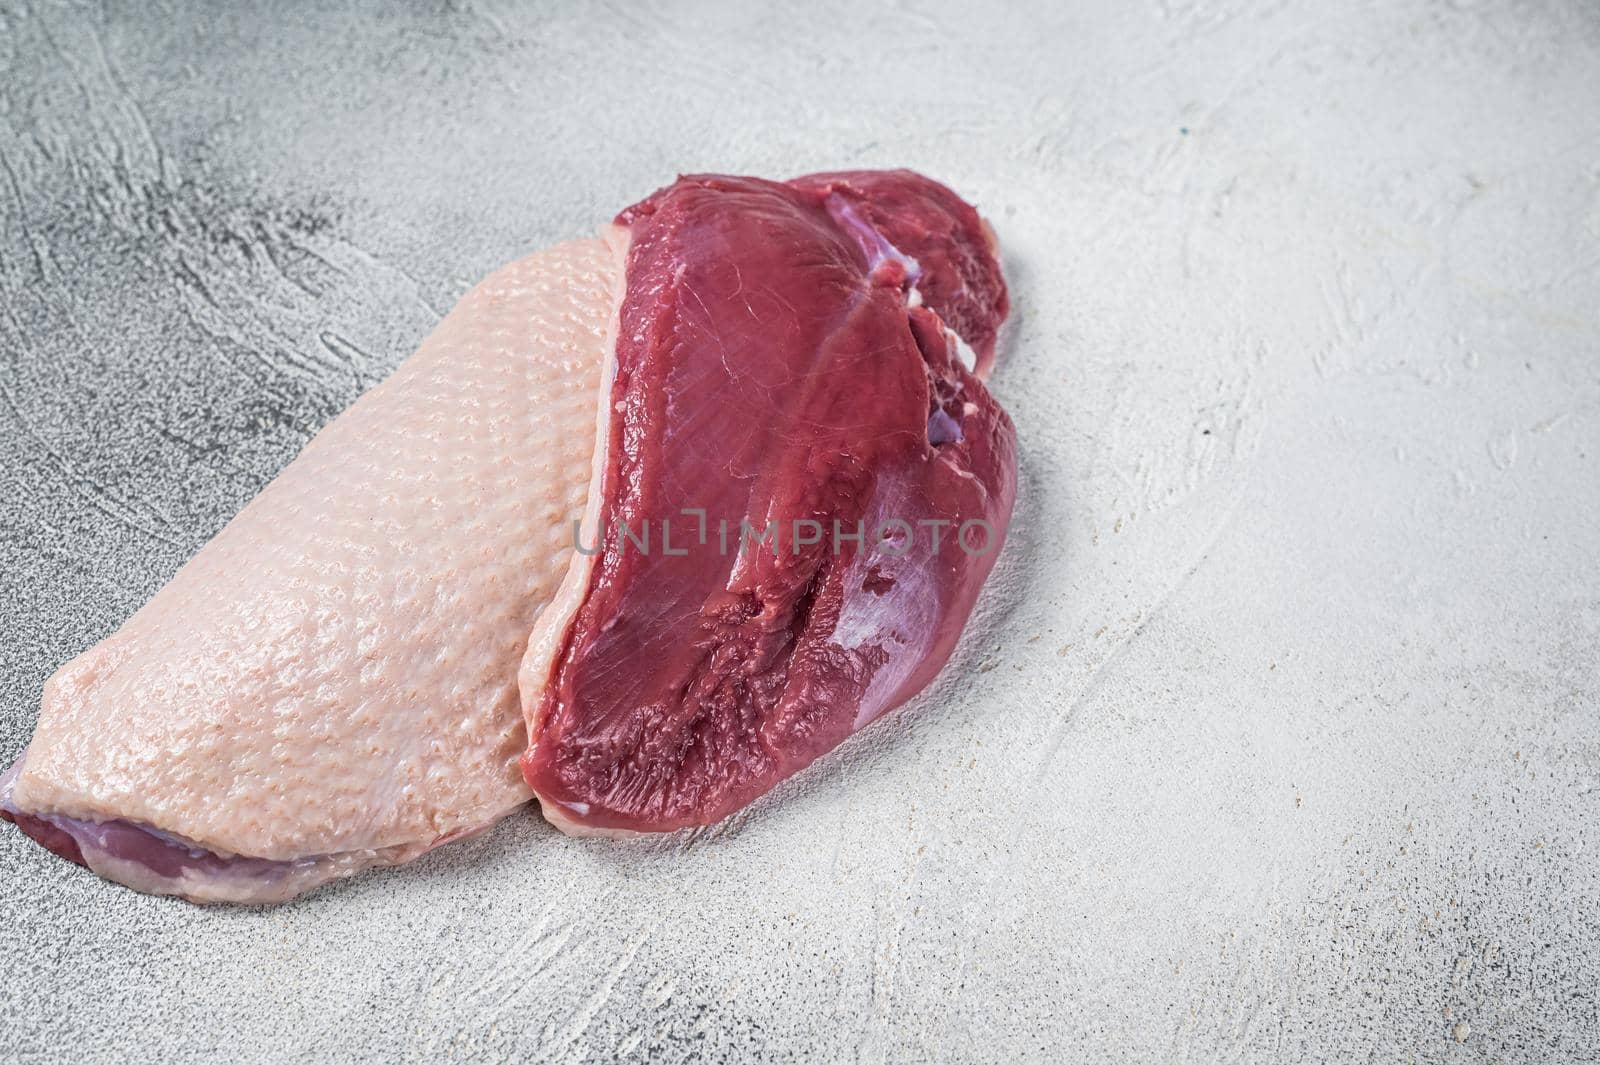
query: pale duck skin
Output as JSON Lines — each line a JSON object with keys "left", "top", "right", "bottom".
{"left": 2, "top": 235, "right": 625, "bottom": 903}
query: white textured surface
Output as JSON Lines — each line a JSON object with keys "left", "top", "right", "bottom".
{"left": 1, "top": 1, "right": 1596, "bottom": 1061}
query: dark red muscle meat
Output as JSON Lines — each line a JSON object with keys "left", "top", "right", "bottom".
{"left": 521, "top": 170, "right": 1017, "bottom": 833}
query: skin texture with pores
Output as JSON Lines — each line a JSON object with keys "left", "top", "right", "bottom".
{"left": 2, "top": 239, "right": 622, "bottom": 902}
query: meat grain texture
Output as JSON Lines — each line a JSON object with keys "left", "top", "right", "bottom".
{"left": 523, "top": 172, "right": 1016, "bottom": 835}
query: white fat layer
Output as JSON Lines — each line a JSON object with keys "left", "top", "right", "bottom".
{"left": 948, "top": 327, "right": 979, "bottom": 374}
{"left": 517, "top": 224, "right": 631, "bottom": 834}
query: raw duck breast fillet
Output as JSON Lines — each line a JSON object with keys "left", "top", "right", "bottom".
{"left": 1, "top": 238, "right": 623, "bottom": 902}
{"left": 3, "top": 168, "right": 1014, "bottom": 899}
{"left": 519, "top": 171, "right": 1017, "bottom": 835}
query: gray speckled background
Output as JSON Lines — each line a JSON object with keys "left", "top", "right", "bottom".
{"left": 2, "top": 1, "right": 1598, "bottom": 1061}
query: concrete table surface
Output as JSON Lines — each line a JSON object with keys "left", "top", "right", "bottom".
{"left": 1, "top": 1, "right": 1596, "bottom": 1062}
